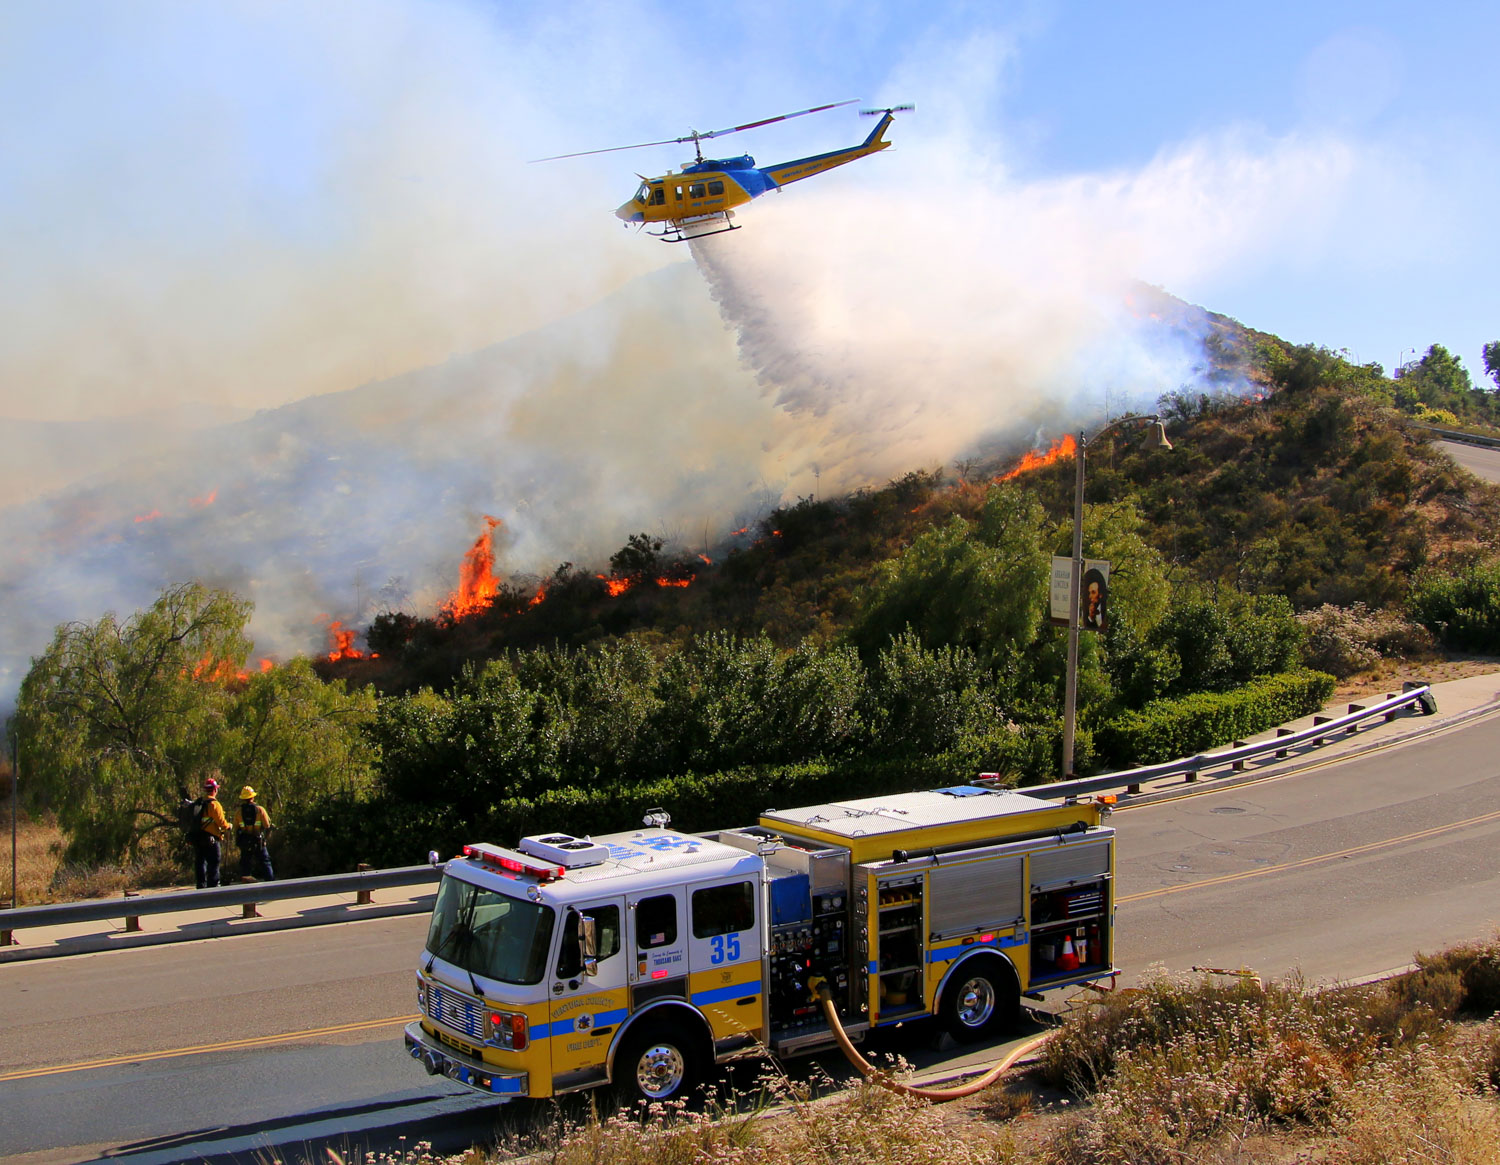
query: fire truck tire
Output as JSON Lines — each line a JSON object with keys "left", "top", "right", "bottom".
{"left": 614, "top": 1020, "right": 707, "bottom": 1106}
{"left": 940, "top": 956, "right": 1019, "bottom": 1044}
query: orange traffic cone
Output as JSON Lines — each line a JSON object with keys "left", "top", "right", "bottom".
{"left": 1056, "top": 935, "right": 1080, "bottom": 972}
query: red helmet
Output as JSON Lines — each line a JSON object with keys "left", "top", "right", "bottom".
{"left": 203, "top": 777, "right": 219, "bottom": 791}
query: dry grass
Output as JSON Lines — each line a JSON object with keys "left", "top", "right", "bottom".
{"left": 0, "top": 799, "right": 65, "bottom": 907}
{"left": 348, "top": 937, "right": 1500, "bottom": 1165}
{"left": 0, "top": 801, "right": 187, "bottom": 906}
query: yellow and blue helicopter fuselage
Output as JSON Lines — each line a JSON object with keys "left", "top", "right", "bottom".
{"left": 615, "top": 109, "right": 896, "bottom": 240}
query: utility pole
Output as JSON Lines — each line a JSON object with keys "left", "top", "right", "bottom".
{"left": 1061, "top": 415, "right": 1173, "bottom": 777}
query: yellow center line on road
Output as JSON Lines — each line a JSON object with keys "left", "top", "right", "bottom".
{"left": 1119, "top": 807, "right": 1500, "bottom": 905}
{"left": 0, "top": 1013, "right": 420, "bottom": 1082}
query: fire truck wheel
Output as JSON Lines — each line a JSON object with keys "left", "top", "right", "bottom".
{"left": 940, "top": 958, "right": 1019, "bottom": 1043}
{"left": 615, "top": 1021, "right": 705, "bottom": 1106}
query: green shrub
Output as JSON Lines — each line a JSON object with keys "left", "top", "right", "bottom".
{"left": 1413, "top": 933, "right": 1500, "bottom": 1016}
{"left": 1408, "top": 563, "right": 1500, "bottom": 653}
{"left": 1093, "top": 670, "right": 1335, "bottom": 768}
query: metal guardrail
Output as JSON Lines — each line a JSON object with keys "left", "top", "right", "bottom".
{"left": 0, "top": 683, "right": 1439, "bottom": 951}
{"left": 1021, "top": 683, "right": 1436, "bottom": 801}
{"left": 1424, "top": 425, "right": 1500, "bottom": 450}
{"left": 1, "top": 863, "right": 442, "bottom": 947}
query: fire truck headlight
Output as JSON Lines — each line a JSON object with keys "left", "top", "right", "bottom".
{"left": 484, "top": 1009, "right": 527, "bottom": 1050}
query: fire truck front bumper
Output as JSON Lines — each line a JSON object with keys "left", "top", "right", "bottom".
{"left": 405, "top": 1022, "right": 529, "bottom": 1098}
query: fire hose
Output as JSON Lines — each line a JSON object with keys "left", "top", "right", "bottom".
{"left": 808, "top": 976, "right": 1057, "bottom": 1102}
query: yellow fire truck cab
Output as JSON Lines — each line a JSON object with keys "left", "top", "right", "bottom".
{"left": 405, "top": 784, "right": 1115, "bottom": 1104}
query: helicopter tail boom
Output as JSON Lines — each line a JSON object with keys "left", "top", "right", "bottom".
{"left": 760, "top": 107, "right": 901, "bottom": 190}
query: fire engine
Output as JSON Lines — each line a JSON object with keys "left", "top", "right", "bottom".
{"left": 405, "top": 784, "right": 1116, "bottom": 1104}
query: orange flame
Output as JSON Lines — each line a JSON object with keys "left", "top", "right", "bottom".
{"left": 190, "top": 489, "right": 218, "bottom": 508}
{"left": 731, "top": 527, "right": 749, "bottom": 536}
{"left": 998, "top": 434, "right": 1077, "bottom": 481}
{"left": 444, "top": 516, "right": 502, "bottom": 620}
{"left": 599, "top": 575, "right": 632, "bottom": 597}
{"left": 528, "top": 583, "right": 547, "bottom": 607}
{"left": 655, "top": 577, "right": 692, "bottom": 589}
{"left": 698, "top": 553, "right": 713, "bottom": 565}
{"left": 326, "top": 620, "right": 366, "bottom": 662}
{"left": 259, "top": 658, "right": 274, "bottom": 672}
{"left": 190, "top": 653, "right": 248, "bottom": 684}
{"left": 134, "top": 509, "right": 161, "bottom": 524}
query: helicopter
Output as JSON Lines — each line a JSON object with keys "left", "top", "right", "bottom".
{"left": 534, "top": 100, "right": 911, "bottom": 242}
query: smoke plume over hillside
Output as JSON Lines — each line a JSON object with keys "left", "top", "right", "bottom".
{"left": 0, "top": 3, "right": 1375, "bottom": 710}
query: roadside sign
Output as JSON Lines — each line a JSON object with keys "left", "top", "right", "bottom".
{"left": 1049, "top": 556, "right": 1110, "bottom": 630}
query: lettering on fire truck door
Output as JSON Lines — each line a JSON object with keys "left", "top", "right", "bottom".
{"left": 686, "top": 878, "right": 762, "bottom": 1038}
{"left": 548, "top": 899, "right": 626, "bottom": 1085}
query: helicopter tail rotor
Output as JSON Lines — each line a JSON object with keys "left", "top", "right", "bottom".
{"left": 860, "top": 104, "right": 914, "bottom": 116}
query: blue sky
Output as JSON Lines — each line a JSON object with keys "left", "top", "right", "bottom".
{"left": 1, "top": 0, "right": 1496, "bottom": 423}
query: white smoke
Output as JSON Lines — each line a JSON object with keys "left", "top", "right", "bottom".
{"left": 0, "top": 2, "right": 1383, "bottom": 712}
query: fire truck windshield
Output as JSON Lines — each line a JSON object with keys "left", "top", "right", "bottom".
{"left": 424, "top": 875, "right": 556, "bottom": 986}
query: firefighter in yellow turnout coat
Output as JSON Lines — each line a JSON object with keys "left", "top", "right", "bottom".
{"left": 235, "top": 786, "right": 275, "bottom": 881}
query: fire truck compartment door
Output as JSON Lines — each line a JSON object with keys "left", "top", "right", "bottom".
{"left": 928, "top": 853, "right": 1025, "bottom": 939}
{"left": 1029, "top": 839, "right": 1111, "bottom": 889}
{"left": 685, "top": 877, "right": 763, "bottom": 1039}
{"left": 549, "top": 898, "right": 627, "bottom": 1087}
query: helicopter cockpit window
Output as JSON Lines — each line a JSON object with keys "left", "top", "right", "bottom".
{"left": 634, "top": 182, "right": 651, "bottom": 204}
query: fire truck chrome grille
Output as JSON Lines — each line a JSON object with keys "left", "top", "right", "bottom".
{"left": 426, "top": 982, "right": 485, "bottom": 1041}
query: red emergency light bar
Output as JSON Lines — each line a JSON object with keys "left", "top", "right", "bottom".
{"left": 463, "top": 843, "right": 565, "bottom": 882}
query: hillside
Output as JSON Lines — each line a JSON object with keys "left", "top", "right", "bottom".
{"left": 333, "top": 340, "right": 1500, "bottom": 696}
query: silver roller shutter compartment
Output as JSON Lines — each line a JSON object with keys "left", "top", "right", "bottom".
{"left": 1030, "top": 841, "right": 1110, "bottom": 889}
{"left": 929, "top": 855, "right": 1024, "bottom": 938}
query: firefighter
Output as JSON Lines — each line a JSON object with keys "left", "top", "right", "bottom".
{"left": 187, "top": 776, "right": 231, "bottom": 888}
{"left": 235, "top": 786, "right": 275, "bottom": 881}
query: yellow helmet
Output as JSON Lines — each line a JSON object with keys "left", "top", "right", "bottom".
{"left": 239, "top": 786, "right": 257, "bottom": 801}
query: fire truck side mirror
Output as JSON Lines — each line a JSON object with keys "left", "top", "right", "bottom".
{"left": 579, "top": 914, "right": 599, "bottom": 977}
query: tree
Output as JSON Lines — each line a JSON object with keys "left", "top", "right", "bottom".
{"left": 11, "top": 583, "right": 252, "bottom": 863}
{"left": 1394, "top": 344, "right": 1479, "bottom": 419}
{"left": 219, "top": 658, "right": 378, "bottom": 822}
{"left": 610, "top": 533, "right": 664, "bottom": 580}
{"left": 847, "top": 485, "right": 1049, "bottom": 668}
{"left": 1484, "top": 341, "right": 1500, "bottom": 392}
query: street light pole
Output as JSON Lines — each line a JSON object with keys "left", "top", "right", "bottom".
{"left": 1061, "top": 413, "right": 1172, "bottom": 778}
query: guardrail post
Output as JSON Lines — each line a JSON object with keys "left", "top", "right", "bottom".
{"left": 242, "top": 902, "right": 261, "bottom": 919}
{"left": 1231, "top": 743, "right": 1248, "bottom": 771}
{"left": 1184, "top": 767, "right": 1198, "bottom": 783}
{"left": 1275, "top": 727, "right": 1293, "bottom": 757}
{"left": 1312, "top": 715, "right": 1332, "bottom": 745}
{"left": 124, "top": 915, "right": 142, "bottom": 933}
{"left": 1, "top": 928, "right": 15, "bottom": 946}
{"left": 1126, "top": 782, "right": 1141, "bottom": 794}
{"left": 356, "top": 863, "right": 374, "bottom": 906}
{"left": 1403, "top": 680, "right": 1438, "bottom": 715}
{"left": 1346, "top": 704, "right": 1365, "bottom": 733}
{"left": 1385, "top": 693, "right": 1399, "bottom": 721}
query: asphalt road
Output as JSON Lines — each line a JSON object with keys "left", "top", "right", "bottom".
{"left": 1438, "top": 438, "right": 1500, "bottom": 484}
{"left": 5, "top": 709, "right": 1500, "bottom": 1164}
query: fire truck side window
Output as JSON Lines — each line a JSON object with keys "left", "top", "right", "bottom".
{"left": 557, "top": 905, "right": 621, "bottom": 977}
{"left": 691, "top": 881, "right": 755, "bottom": 938}
{"left": 636, "top": 894, "right": 677, "bottom": 949}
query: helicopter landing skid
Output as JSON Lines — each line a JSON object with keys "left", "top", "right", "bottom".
{"left": 656, "top": 211, "right": 739, "bottom": 243}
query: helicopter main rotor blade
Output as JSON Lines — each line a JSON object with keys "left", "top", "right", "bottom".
{"left": 531, "top": 137, "right": 693, "bottom": 163}
{"left": 694, "top": 98, "right": 860, "bottom": 142}
{"left": 529, "top": 99, "right": 860, "bottom": 163}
